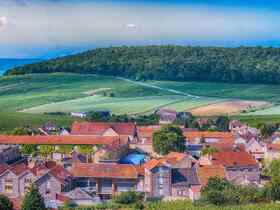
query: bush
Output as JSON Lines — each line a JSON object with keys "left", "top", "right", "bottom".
{"left": 113, "top": 191, "right": 143, "bottom": 205}
{"left": 0, "top": 194, "right": 13, "bottom": 210}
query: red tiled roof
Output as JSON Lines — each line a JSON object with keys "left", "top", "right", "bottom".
{"left": 0, "top": 135, "right": 120, "bottom": 146}
{"left": 266, "top": 143, "right": 280, "bottom": 151}
{"left": 144, "top": 152, "right": 193, "bottom": 170}
{"left": 184, "top": 131, "right": 234, "bottom": 144}
{"left": 71, "top": 122, "right": 136, "bottom": 136}
{"left": 71, "top": 163, "right": 138, "bottom": 179}
{"left": 212, "top": 151, "right": 257, "bottom": 167}
{"left": 49, "top": 165, "right": 72, "bottom": 184}
{"left": 0, "top": 163, "right": 9, "bottom": 175}
{"left": 197, "top": 165, "right": 226, "bottom": 186}
{"left": 10, "top": 163, "right": 29, "bottom": 176}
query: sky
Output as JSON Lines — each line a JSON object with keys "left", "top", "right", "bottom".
{"left": 0, "top": 0, "right": 280, "bottom": 58}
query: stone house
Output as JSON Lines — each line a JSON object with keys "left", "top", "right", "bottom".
{"left": 143, "top": 152, "right": 199, "bottom": 199}
{"left": 200, "top": 151, "right": 261, "bottom": 186}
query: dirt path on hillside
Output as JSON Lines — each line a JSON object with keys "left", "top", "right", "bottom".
{"left": 117, "top": 77, "right": 201, "bottom": 98}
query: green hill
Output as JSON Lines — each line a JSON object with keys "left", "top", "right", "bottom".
{"left": 0, "top": 58, "right": 42, "bottom": 75}
{"left": 5, "top": 45, "right": 280, "bottom": 84}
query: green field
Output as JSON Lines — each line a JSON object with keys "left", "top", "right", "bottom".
{"left": 1, "top": 73, "right": 280, "bottom": 114}
{"left": 0, "top": 112, "right": 79, "bottom": 133}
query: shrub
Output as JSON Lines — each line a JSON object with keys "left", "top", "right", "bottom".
{"left": 113, "top": 191, "right": 143, "bottom": 205}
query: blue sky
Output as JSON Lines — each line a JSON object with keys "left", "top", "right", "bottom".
{"left": 0, "top": 0, "right": 279, "bottom": 58}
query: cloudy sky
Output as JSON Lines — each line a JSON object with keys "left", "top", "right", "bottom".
{"left": 0, "top": 0, "right": 280, "bottom": 58}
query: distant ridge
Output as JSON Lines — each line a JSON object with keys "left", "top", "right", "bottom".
{"left": 0, "top": 58, "right": 42, "bottom": 75}
{"left": 5, "top": 45, "right": 280, "bottom": 84}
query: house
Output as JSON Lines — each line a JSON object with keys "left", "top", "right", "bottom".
{"left": 0, "top": 162, "right": 72, "bottom": 202}
{"left": 184, "top": 131, "right": 235, "bottom": 157}
{"left": 43, "top": 122, "right": 58, "bottom": 133}
{"left": 245, "top": 139, "right": 265, "bottom": 161}
{"left": 155, "top": 109, "right": 177, "bottom": 124}
{"left": 0, "top": 145, "right": 21, "bottom": 164}
{"left": 71, "top": 112, "right": 87, "bottom": 118}
{"left": 264, "top": 144, "right": 280, "bottom": 162}
{"left": 71, "top": 122, "right": 137, "bottom": 142}
{"left": 201, "top": 151, "right": 260, "bottom": 186}
{"left": 143, "top": 152, "right": 198, "bottom": 199}
{"left": 197, "top": 164, "right": 226, "bottom": 186}
{"left": 71, "top": 163, "right": 141, "bottom": 200}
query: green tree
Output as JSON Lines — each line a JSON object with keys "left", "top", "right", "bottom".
{"left": 9, "top": 127, "right": 32, "bottom": 135}
{"left": 21, "top": 144, "right": 37, "bottom": 156}
{"left": 0, "top": 194, "right": 13, "bottom": 210}
{"left": 202, "top": 146, "right": 218, "bottom": 156}
{"left": 21, "top": 185, "right": 45, "bottom": 210}
{"left": 38, "top": 145, "right": 55, "bottom": 158}
{"left": 257, "top": 123, "right": 278, "bottom": 138}
{"left": 201, "top": 177, "right": 233, "bottom": 205}
{"left": 57, "top": 145, "right": 74, "bottom": 155}
{"left": 153, "top": 125, "right": 186, "bottom": 155}
{"left": 77, "top": 145, "right": 94, "bottom": 162}
{"left": 215, "top": 116, "right": 230, "bottom": 131}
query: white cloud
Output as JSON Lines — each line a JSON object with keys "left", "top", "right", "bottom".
{"left": 0, "top": 16, "right": 8, "bottom": 28}
{"left": 126, "top": 23, "right": 137, "bottom": 28}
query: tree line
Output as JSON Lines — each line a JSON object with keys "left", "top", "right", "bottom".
{"left": 5, "top": 45, "right": 280, "bottom": 84}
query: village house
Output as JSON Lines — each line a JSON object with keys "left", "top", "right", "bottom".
{"left": 0, "top": 162, "right": 72, "bottom": 200}
{"left": 0, "top": 145, "right": 21, "bottom": 164}
{"left": 264, "top": 143, "right": 280, "bottom": 162}
{"left": 199, "top": 151, "right": 260, "bottom": 186}
{"left": 71, "top": 122, "right": 137, "bottom": 142}
{"left": 155, "top": 109, "right": 177, "bottom": 124}
{"left": 184, "top": 131, "right": 236, "bottom": 157}
{"left": 143, "top": 152, "right": 199, "bottom": 199}
{"left": 70, "top": 163, "right": 142, "bottom": 200}
{"left": 245, "top": 139, "right": 265, "bottom": 161}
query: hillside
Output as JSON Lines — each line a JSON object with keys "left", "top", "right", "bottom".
{"left": 0, "top": 58, "right": 42, "bottom": 75}
{"left": 5, "top": 46, "right": 280, "bottom": 84}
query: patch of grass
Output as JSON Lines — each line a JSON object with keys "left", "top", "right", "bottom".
{"left": 22, "top": 95, "right": 219, "bottom": 115}
{"left": 0, "top": 112, "right": 78, "bottom": 133}
{"left": 233, "top": 115, "right": 280, "bottom": 127}
{"left": 148, "top": 80, "right": 280, "bottom": 102}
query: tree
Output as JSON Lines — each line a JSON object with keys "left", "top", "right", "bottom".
{"left": 257, "top": 123, "right": 278, "bottom": 138}
{"left": 153, "top": 125, "right": 186, "bottom": 155}
{"left": 21, "top": 144, "right": 37, "bottom": 156}
{"left": 38, "top": 145, "right": 55, "bottom": 159}
{"left": 202, "top": 146, "right": 218, "bottom": 156}
{"left": 201, "top": 177, "right": 233, "bottom": 205}
{"left": 57, "top": 145, "right": 74, "bottom": 155}
{"left": 215, "top": 116, "right": 230, "bottom": 131}
{"left": 21, "top": 185, "right": 45, "bottom": 210}
{"left": 113, "top": 191, "right": 143, "bottom": 205}
{"left": 77, "top": 145, "right": 94, "bottom": 162}
{"left": 0, "top": 194, "right": 13, "bottom": 210}
{"left": 9, "top": 127, "right": 32, "bottom": 135}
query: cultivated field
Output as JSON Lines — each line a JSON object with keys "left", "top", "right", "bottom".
{"left": 190, "top": 100, "right": 270, "bottom": 116}
{"left": 1, "top": 73, "right": 280, "bottom": 118}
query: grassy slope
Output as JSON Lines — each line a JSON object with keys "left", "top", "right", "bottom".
{"left": 148, "top": 80, "right": 280, "bottom": 102}
{"left": 2, "top": 73, "right": 280, "bottom": 131}
{"left": 0, "top": 112, "right": 78, "bottom": 133}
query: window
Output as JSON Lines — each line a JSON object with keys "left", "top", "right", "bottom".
{"left": 46, "top": 181, "right": 51, "bottom": 194}
{"left": 4, "top": 178, "right": 13, "bottom": 194}
{"left": 24, "top": 178, "right": 32, "bottom": 192}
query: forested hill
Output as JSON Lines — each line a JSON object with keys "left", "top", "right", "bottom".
{"left": 5, "top": 46, "right": 280, "bottom": 84}
{"left": 0, "top": 58, "right": 42, "bottom": 75}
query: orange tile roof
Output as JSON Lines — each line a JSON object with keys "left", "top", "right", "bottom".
{"left": 184, "top": 131, "right": 235, "bottom": 144}
{"left": 71, "top": 122, "right": 136, "bottom": 136}
{"left": 144, "top": 152, "right": 193, "bottom": 170}
{"left": 71, "top": 163, "right": 139, "bottom": 179}
{"left": 197, "top": 165, "right": 226, "bottom": 186}
{"left": 266, "top": 143, "right": 280, "bottom": 151}
{"left": 0, "top": 135, "right": 120, "bottom": 146}
{"left": 212, "top": 151, "right": 257, "bottom": 167}
{"left": 137, "top": 126, "right": 161, "bottom": 138}
{"left": 49, "top": 165, "right": 72, "bottom": 184}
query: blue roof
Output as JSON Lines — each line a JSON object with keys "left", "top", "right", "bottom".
{"left": 120, "top": 154, "right": 145, "bottom": 165}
